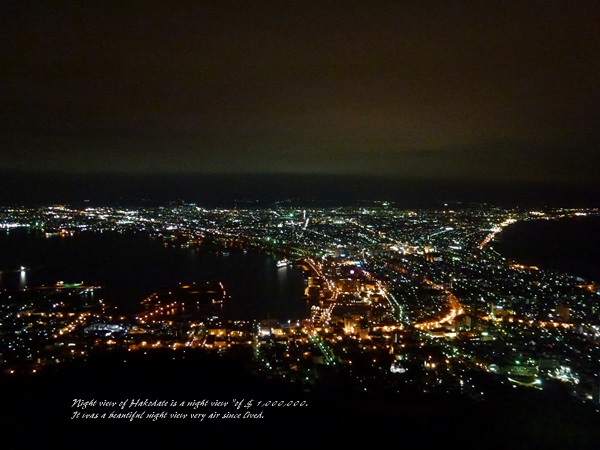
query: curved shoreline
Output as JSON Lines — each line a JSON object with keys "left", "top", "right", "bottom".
{"left": 490, "top": 215, "right": 600, "bottom": 283}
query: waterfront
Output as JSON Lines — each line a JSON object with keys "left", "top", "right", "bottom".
{"left": 0, "top": 228, "right": 310, "bottom": 321}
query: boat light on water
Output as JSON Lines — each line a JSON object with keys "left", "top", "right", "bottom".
{"left": 277, "top": 259, "right": 291, "bottom": 268}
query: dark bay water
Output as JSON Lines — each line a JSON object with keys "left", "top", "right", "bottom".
{"left": 492, "top": 216, "right": 600, "bottom": 283}
{"left": 0, "top": 228, "right": 310, "bottom": 321}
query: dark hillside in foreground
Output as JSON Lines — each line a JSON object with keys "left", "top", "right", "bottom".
{"left": 2, "top": 349, "right": 599, "bottom": 450}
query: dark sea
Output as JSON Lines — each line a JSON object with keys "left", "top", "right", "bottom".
{"left": 1, "top": 171, "right": 600, "bottom": 208}
{"left": 0, "top": 228, "right": 310, "bottom": 321}
{"left": 492, "top": 216, "right": 600, "bottom": 283}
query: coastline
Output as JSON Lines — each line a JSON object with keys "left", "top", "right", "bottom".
{"left": 491, "top": 215, "right": 600, "bottom": 284}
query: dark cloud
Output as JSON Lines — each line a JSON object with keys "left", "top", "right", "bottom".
{"left": 1, "top": 0, "right": 599, "bottom": 184}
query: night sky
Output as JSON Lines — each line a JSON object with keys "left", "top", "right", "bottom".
{"left": 1, "top": 1, "right": 599, "bottom": 186}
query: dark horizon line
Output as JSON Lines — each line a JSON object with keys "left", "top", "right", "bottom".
{"left": 2, "top": 169, "right": 600, "bottom": 186}
{"left": 1, "top": 170, "right": 599, "bottom": 209}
